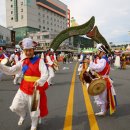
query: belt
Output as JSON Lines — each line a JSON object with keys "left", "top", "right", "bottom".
{"left": 24, "top": 76, "right": 40, "bottom": 82}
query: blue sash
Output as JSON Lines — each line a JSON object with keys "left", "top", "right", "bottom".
{"left": 102, "top": 55, "right": 109, "bottom": 63}
{"left": 22, "top": 56, "right": 39, "bottom": 74}
{"left": 80, "top": 54, "right": 86, "bottom": 64}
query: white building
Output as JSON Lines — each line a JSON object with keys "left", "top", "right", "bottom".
{"left": 6, "top": 0, "right": 70, "bottom": 43}
{"left": 0, "top": 25, "right": 14, "bottom": 47}
{"left": 29, "top": 31, "right": 71, "bottom": 50}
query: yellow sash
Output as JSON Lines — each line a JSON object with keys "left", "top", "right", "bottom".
{"left": 24, "top": 76, "right": 40, "bottom": 82}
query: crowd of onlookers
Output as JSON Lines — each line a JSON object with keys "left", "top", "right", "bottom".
{"left": 1, "top": 47, "right": 130, "bottom": 70}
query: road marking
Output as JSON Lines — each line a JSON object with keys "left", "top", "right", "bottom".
{"left": 63, "top": 63, "right": 77, "bottom": 130}
{"left": 81, "top": 83, "right": 99, "bottom": 130}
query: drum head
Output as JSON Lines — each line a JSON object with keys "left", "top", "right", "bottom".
{"left": 88, "top": 78, "right": 106, "bottom": 96}
{"left": 1, "top": 58, "right": 8, "bottom": 65}
{"left": 54, "top": 66, "right": 59, "bottom": 71}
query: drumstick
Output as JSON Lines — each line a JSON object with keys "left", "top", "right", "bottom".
{"left": 31, "top": 86, "right": 38, "bottom": 111}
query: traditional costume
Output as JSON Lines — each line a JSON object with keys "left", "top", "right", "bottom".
{"left": 13, "top": 49, "right": 22, "bottom": 84}
{"left": 114, "top": 55, "right": 121, "bottom": 68}
{"left": 0, "top": 47, "right": 8, "bottom": 81}
{"left": 120, "top": 54, "right": 126, "bottom": 69}
{"left": 77, "top": 52, "right": 86, "bottom": 75}
{"left": 89, "top": 44, "right": 117, "bottom": 116}
{"left": 45, "top": 49, "right": 55, "bottom": 86}
{"left": 50, "top": 51, "right": 59, "bottom": 72}
{"left": 0, "top": 38, "right": 49, "bottom": 130}
{"left": 9, "top": 53, "right": 15, "bottom": 66}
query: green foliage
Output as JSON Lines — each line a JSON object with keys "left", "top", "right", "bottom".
{"left": 50, "top": 16, "right": 95, "bottom": 51}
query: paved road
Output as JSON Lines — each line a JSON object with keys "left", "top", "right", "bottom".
{"left": 0, "top": 62, "right": 130, "bottom": 130}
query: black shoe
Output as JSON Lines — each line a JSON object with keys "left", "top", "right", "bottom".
{"left": 49, "top": 83, "right": 53, "bottom": 86}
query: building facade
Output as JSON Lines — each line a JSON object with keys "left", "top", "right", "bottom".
{"left": 6, "top": 0, "right": 69, "bottom": 43}
{"left": 0, "top": 25, "right": 15, "bottom": 48}
{"left": 29, "top": 31, "right": 54, "bottom": 50}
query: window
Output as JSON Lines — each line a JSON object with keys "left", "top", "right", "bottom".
{"left": 14, "top": 0, "right": 18, "bottom": 22}
{"left": 0, "top": 35, "right": 3, "bottom": 39}
{"left": 21, "top": 15, "right": 23, "bottom": 19}
{"left": 11, "top": 5, "right": 13, "bottom": 7}
{"left": 6, "top": 37, "right": 9, "bottom": 41}
{"left": 11, "top": 11, "right": 13, "bottom": 14}
{"left": 11, "top": 17, "right": 13, "bottom": 20}
{"left": 37, "top": 36, "right": 40, "bottom": 39}
{"left": 43, "top": 26, "right": 45, "bottom": 29}
{"left": 47, "top": 28, "right": 49, "bottom": 30}
{"left": 44, "top": 35, "right": 49, "bottom": 38}
{"left": 21, "top": 9, "right": 23, "bottom": 12}
{"left": 21, "top": 2, "right": 23, "bottom": 5}
{"left": 39, "top": 25, "right": 41, "bottom": 28}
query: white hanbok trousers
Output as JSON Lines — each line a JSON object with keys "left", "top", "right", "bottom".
{"left": 10, "top": 89, "right": 40, "bottom": 128}
{"left": 77, "top": 64, "right": 83, "bottom": 74}
{"left": 47, "top": 66, "right": 55, "bottom": 85}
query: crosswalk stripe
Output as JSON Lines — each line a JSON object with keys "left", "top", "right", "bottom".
{"left": 63, "top": 63, "right": 78, "bottom": 130}
{"left": 81, "top": 83, "right": 99, "bottom": 130}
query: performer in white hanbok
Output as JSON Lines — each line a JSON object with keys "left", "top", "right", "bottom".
{"left": 13, "top": 49, "right": 22, "bottom": 84}
{"left": 0, "top": 38, "right": 49, "bottom": 130}
{"left": 0, "top": 47, "right": 8, "bottom": 80}
{"left": 9, "top": 53, "right": 15, "bottom": 65}
{"left": 114, "top": 54, "right": 121, "bottom": 68}
{"left": 45, "top": 49, "right": 55, "bottom": 86}
{"left": 77, "top": 52, "right": 86, "bottom": 75}
{"left": 86, "top": 44, "right": 117, "bottom": 116}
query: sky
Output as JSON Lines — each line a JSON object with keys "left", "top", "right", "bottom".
{"left": 0, "top": 0, "right": 130, "bottom": 44}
